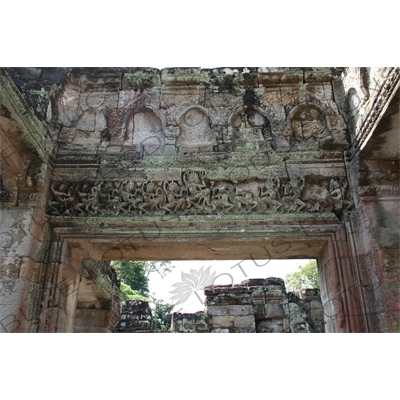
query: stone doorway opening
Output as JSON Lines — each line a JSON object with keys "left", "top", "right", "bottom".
{"left": 45, "top": 213, "right": 363, "bottom": 333}
{"left": 100, "top": 257, "right": 325, "bottom": 333}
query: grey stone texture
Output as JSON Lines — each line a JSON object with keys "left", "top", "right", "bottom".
{"left": 1, "top": 67, "right": 399, "bottom": 333}
{"left": 171, "top": 278, "right": 325, "bottom": 333}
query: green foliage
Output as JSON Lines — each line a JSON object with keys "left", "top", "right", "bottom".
{"left": 144, "top": 260, "right": 174, "bottom": 278}
{"left": 152, "top": 299, "right": 174, "bottom": 331}
{"left": 120, "top": 281, "right": 149, "bottom": 301}
{"left": 111, "top": 260, "right": 175, "bottom": 331}
{"left": 111, "top": 260, "right": 175, "bottom": 298}
{"left": 111, "top": 261, "right": 150, "bottom": 297}
{"left": 285, "top": 260, "right": 320, "bottom": 291}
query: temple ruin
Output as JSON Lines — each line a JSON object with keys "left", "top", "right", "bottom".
{"left": 0, "top": 67, "right": 399, "bottom": 332}
{"left": 171, "top": 278, "right": 325, "bottom": 333}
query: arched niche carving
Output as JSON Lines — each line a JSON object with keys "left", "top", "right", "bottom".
{"left": 228, "top": 106, "right": 272, "bottom": 149}
{"left": 284, "top": 103, "right": 348, "bottom": 151}
{"left": 176, "top": 106, "right": 217, "bottom": 153}
{"left": 124, "top": 107, "right": 166, "bottom": 155}
{"left": 70, "top": 108, "right": 107, "bottom": 145}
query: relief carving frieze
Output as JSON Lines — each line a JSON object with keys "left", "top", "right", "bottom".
{"left": 46, "top": 172, "right": 353, "bottom": 217}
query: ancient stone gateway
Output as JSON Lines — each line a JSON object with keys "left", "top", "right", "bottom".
{"left": 0, "top": 67, "right": 399, "bottom": 332}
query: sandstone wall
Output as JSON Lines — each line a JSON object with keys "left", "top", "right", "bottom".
{"left": 171, "top": 278, "right": 325, "bottom": 333}
{"left": 1, "top": 67, "right": 398, "bottom": 332}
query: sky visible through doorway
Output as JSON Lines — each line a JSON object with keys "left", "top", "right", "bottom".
{"left": 148, "top": 259, "right": 311, "bottom": 313}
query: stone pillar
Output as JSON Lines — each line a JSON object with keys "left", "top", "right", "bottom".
{"left": 0, "top": 195, "right": 53, "bottom": 333}
{"left": 317, "top": 226, "right": 363, "bottom": 333}
{"left": 37, "top": 234, "right": 82, "bottom": 333}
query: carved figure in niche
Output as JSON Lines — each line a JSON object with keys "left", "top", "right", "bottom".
{"left": 329, "top": 177, "right": 342, "bottom": 210}
{"left": 246, "top": 109, "right": 271, "bottom": 141}
{"left": 125, "top": 109, "right": 165, "bottom": 154}
{"left": 233, "top": 186, "right": 258, "bottom": 212}
{"left": 291, "top": 106, "right": 329, "bottom": 141}
{"left": 329, "top": 177, "right": 353, "bottom": 211}
{"left": 230, "top": 107, "right": 271, "bottom": 145}
{"left": 259, "top": 176, "right": 283, "bottom": 212}
{"left": 282, "top": 177, "right": 306, "bottom": 212}
{"left": 177, "top": 108, "right": 216, "bottom": 151}
{"left": 183, "top": 171, "right": 211, "bottom": 211}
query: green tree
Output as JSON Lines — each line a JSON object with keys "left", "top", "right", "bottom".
{"left": 111, "top": 261, "right": 150, "bottom": 297}
{"left": 120, "top": 281, "right": 150, "bottom": 301}
{"left": 152, "top": 299, "right": 174, "bottom": 331}
{"left": 111, "top": 260, "right": 175, "bottom": 331}
{"left": 285, "top": 260, "right": 320, "bottom": 291}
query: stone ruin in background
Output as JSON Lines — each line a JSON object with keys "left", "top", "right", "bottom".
{"left": 171, "top": 278, "right": 325, "bottom": 333}
{"left": 116, "top": 300, "right": 153, "bottom": 333}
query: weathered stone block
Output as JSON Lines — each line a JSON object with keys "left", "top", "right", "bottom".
{"left": 280, "top": 86, "right": 295, "bottom": 106}
{"left": 257, "top": 319, "right": 284, "bottom": 333}
{"left": 253, "top": 304, "right": 265, "bottom": 318}
{"left": 233, "top": 315, "right": 256, "bottom": 329}
{"left": 29, "top": 209, "right": 46, "bottom": 242}
{"left": 251, "top": 290, "right": 267, "bottom": 306}
{"left": 19, "top": 257, "right": 35, "bottom": 280}
{"left": 122, "top": 70, "right": 161, "bottom": 90}
{"left": 260, "top": 87, "right": 282, "bottom": 106}
{"left": 211, "top": 315, "right": 234, "bottom": 328}
{"left": 309, "top": 321, "right": 325, "bottom": 333}
{"left": 265, "top": 303, "right": 286, "bottom": 318}
{"left": 206, "top": 305, "right": 253, "bottom": 316}
{"left": 311, "top": 300, "right": 323, "bottom": 309}
{"left": 205, "top": 292, "right": 252, "bottom": 305}
{"left": 241, "top": 278, "right": 266, "bottom": 287}
{"left": 231, "top": 327, "right": 256, "bottom": 333}
{"left": 0, "top": 256, "right": 21, "bottom": 280}
{"left": 283, "top": 318, "right": 290, "bottom": 333}
{"left": 291, "top": 322, "right": 309, "bottom": 333}
{"left": 310, "top": 308, "right": 324, "bottom": 321}
{"left": 288, "top": 302, "right": 308, "bottom": 325}
{"left": 161, "top": 68, "right": 201, "bottom": 86}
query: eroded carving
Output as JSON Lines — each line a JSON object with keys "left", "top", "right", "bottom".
{"left": 285, "top": 104, "right": 349, "bottom": 151}
{"left": 124, "top": 108, "right": 165, "bottom": 154}
{"left": 47, "top": 173, "right": 353, "bottom": 217}
{"left": 229, "top": 107, "right": 272, "bottom": 148}
{"left": 177, "top": 107, "right": 217, "bottom": 152}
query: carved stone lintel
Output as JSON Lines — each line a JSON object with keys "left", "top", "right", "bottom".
{"left": 46, "top": 173, "right": 353, "bottom": 218}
